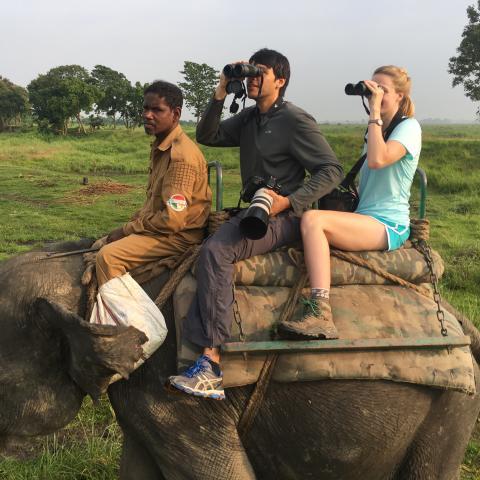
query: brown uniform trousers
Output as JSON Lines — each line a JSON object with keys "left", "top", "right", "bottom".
{"left": 96, "top": 125, "right": 212, "bottom": 286}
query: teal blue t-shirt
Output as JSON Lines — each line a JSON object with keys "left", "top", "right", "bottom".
{"left": 355, "top": 117, "right": 422, "bottom": 226}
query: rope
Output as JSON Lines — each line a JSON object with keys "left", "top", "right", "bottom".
{"left": 329, "top": 249, "right": 431, "bottom": 298}
{"left": 154, "top": 245, "right": 202, "bottom": 309}
{"left": 237, "top": 268, "right": 308, "bottom": 441}
{"left": 208, "top": 210, "right": 231, "bottom": 236}
{"left": 409, "top": 218, "right": 430, "bottom": 242}
{"left": 85, "top": 276, "right": 98, "bottom": 321}
{"left": 237, "top": 354, "right": 277, "bottom": 440}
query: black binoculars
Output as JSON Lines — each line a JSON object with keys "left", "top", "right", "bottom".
{"left": 223, "top": 63, "right": 263, "bottom": 78}
{"left": 344, "top": 81, "right": 371, "bottom": 97}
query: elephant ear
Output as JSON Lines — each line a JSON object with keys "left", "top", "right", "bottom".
{"left": 34, "top": 297, "right": 148, "bottom": 400}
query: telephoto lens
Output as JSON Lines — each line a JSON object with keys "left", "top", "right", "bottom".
{"left": 239, "top": 188, "right": 273, "bottom": 239}
{"left": 344, "top": 81, "right": 371, "bottom": 97}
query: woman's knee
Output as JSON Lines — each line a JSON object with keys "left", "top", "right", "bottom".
{"left": 301, "top": 210, "right": 326, "bottom": 235}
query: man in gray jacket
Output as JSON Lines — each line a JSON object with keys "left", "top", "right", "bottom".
{"left": 169, "top": 48, "right": 343, "bottom": 400}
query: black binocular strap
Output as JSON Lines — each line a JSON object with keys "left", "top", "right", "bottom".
{"left": 341, "top": 112, "right": 408, "bottom": 187}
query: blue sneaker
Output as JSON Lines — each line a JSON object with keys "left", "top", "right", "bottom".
{"left": 168, "top": 355, "right": 225, "bottom": 400}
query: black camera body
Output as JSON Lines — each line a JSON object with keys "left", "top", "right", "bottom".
{"left": 239, "top": 176, "right": 283, "bottom": 240}
{"left": 344, "top": 81, "right": 371, "bottom": 97}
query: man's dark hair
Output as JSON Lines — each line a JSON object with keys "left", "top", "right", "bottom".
{"left": 144, "top": 80, "right": 183, "bottom": 109}
{"left": 249, "top": 48, "right": 290, "bottom": 97}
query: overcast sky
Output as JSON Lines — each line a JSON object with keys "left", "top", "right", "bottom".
{"left": 1, "top": 0, "right": 477, "bottom": 122}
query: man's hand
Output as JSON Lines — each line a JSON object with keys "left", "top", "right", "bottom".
{"left": 107, "top": 227, "right": 126, "bottom": 244}
{"left": 264, "top": 189, "right": 291, "bottom": 217}
{"left": 81, "top": 235, "right": 108, "bottom": 286}
{"left": 215, "top": 60, "right": 248, "bottom": 101}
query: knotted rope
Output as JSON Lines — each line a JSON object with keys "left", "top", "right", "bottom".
{"left": 154, "top": 245, "right": 202, "bottom": 309}
{"left": 409, "top": 218, "right": 430, "bottom": 242}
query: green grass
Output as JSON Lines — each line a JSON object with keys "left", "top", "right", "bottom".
{"left": 0, "top": 398, "right": 121, "bottom": 480}
{"left": 0, "top": 124, "right": 479, "bottom": 478}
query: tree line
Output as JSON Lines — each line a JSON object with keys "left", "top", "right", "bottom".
{"left": 3, "top": 0, "right": 480, "bottom": 138}
{"left": 0, "top": 61, "right": 218, "bottom": 135}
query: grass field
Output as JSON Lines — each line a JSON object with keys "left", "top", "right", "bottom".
{"left": 0, "top": 123, "right": 479, "bottom": 478}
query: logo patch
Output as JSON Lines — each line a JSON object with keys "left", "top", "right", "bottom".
{"left": 167, "top": 194, "right": 187, "bottom": 212}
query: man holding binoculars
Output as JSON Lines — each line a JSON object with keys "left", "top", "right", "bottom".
{"left": 168, "top": 48, "right": 343, "bottom": 400}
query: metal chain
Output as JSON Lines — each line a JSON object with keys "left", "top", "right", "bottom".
{"left": 415, "top": 240, "right": 448, "bottom": 337}
{"left": 232, "top": 283, "right": 246, "bottom": 342}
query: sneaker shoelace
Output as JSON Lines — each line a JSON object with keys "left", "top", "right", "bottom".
{"left": 300, "top": 297, "right": 320, "bottom": 317}
{"left": 183, "top": 356, "right": 210, "bottom": 378}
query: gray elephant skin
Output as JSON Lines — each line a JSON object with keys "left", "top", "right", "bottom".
{"left": 0, "top": 240, "right": 479, "bottom": 480}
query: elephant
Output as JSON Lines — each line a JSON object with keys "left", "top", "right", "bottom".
{"left": 1, "top": 239, "right": 479, "bottom": 480}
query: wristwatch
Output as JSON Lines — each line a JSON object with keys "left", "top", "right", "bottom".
{"left": 368, "top": 118, "right": 383, "bottom": 126}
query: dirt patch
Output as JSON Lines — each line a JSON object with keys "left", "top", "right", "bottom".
{"left": 29, "top": 148, "right": 63, "bottom": 160}
{"left": 61, "top": 181, "right": 139, "bottom": 206}
{"left": 78, "top": 181, "right": 134, "bottom": 196}
{"left": 1, "top": 193, "right": 51, "bottom": 208}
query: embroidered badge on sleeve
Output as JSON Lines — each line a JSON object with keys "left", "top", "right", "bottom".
{"left": 167, "top": 194, "right": 187, "bottom": 212}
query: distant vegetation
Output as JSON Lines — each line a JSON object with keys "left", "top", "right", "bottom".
{"left": 449, "top": 0, "right": 480, "bottom": 116}
{"left": 0, "top": 60, "right": 218, "bottom": 135}
{"left": 0, "top": 76, "right": 29, "bottom": 132}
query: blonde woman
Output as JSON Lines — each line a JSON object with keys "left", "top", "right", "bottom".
{"left": 279, "top": 66, "right": 421, "bottom": 340}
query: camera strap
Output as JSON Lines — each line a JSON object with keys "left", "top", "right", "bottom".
{"left": 361, "top": 96, "right": 370, "bottom": 116}
{"left": 229, "top": 83, "right": 247, "bottom": 114}
{"left": 341, "top": 112, "right": 407, "bottom": 187}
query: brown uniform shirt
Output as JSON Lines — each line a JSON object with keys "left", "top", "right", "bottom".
{"left": 123, "top": 125, "right": 212, "bottom": 244}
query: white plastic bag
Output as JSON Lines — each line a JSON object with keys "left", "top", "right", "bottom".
{"left": 90, "top": 273, "right": 167, "bottom": 367}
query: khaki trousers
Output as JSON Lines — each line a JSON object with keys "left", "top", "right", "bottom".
{"left": 96, "top": 233, "right": 193, "bottom": 286}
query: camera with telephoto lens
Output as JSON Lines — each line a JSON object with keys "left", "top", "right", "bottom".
{"left": 239, "top": 176, "right": 283, "bottom": 240}
{"left": 223, "top": 63, "right": 264, "bottom": 95}
{"left": 344, "top": 81, "right": 371, "bottom": 97}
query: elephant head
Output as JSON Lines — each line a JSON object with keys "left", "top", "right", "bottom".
{"left": 0, "top": 245, "right": 146, "bottom": 451}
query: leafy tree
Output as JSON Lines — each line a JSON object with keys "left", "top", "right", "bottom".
{"left": 91, "top": 65, "right": 131, "bottom": 128}
{"left": 179, "top": 61, "right": 218, "bottom": 123}
{"left": 120, "top": 81, "right": 145, "bottom": 130}
{"left": 0, "top": 77, "right": 29, "bottom": 132}
{"left": 448, "top": 1, "right": 480, "bottom": 115}
{"left": 28, "top": 65, "right": 98, "bottom": 135}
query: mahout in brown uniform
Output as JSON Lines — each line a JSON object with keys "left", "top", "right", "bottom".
{"left": 96, "top": 81, "right": 211, "bottom": 286}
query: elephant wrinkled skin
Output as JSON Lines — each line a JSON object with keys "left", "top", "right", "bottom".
{"left": 0, "top": 240, "right": 479, "bottom": 480}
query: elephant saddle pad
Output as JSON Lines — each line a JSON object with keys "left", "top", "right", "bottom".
{"left": 173, "top": 249, "right": 475, "bottom": 394}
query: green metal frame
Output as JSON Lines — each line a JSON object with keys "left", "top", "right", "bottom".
{"left": 222, "top": 335, "right": 470, "bottom": 354}
{"left": 207, "top": 162, "right": 428, "bottom": 219}
{"left": 208, "top": 161, "right": 223, "bottom": 211}
{"left": 415, "top": 167, "right": 427, "bottom": 219}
